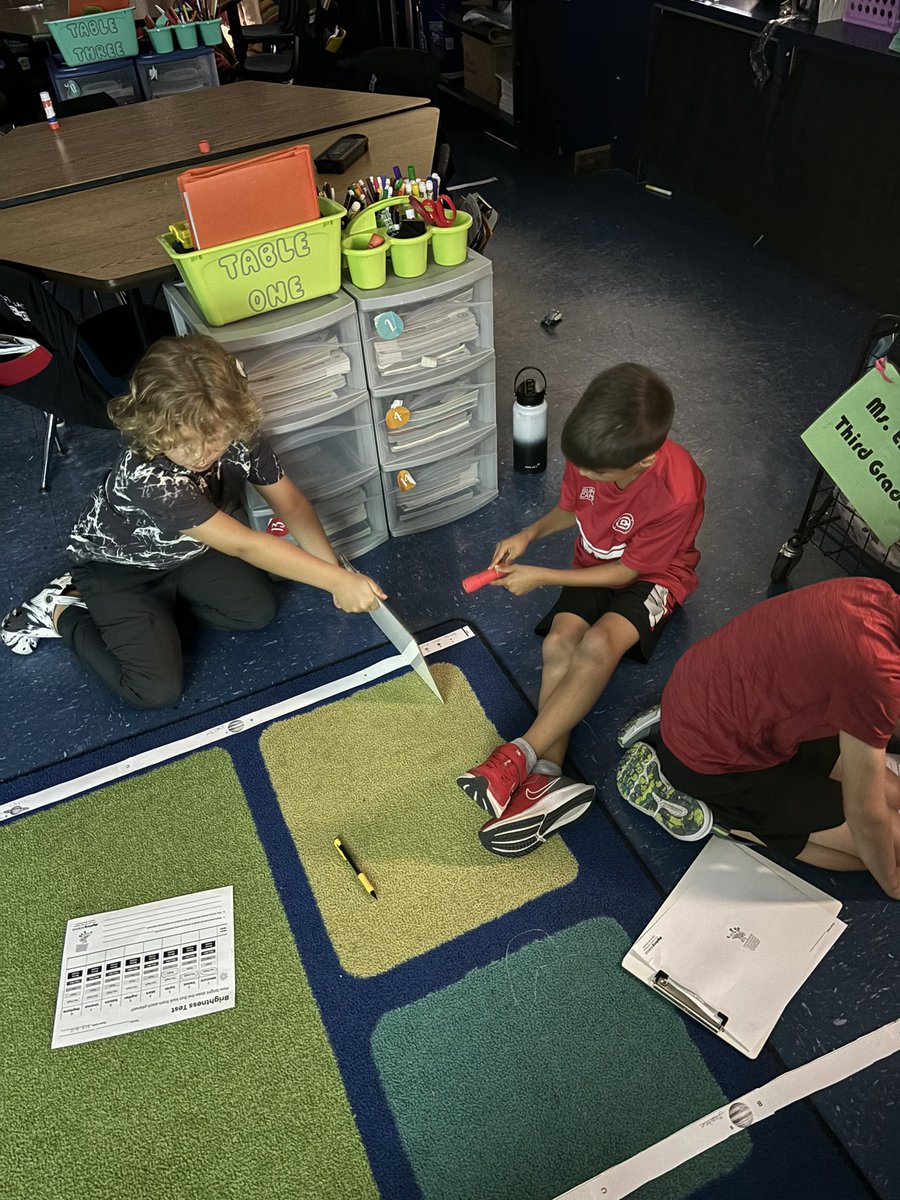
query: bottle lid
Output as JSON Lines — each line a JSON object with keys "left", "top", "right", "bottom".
{"left": 514, "top": 366, "right": 547, "bottom": 406}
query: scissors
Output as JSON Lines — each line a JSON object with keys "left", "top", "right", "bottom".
{"left": 409, "top": 194, "right": 457, "bottom": 228}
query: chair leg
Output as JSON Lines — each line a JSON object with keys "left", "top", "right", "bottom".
{"left": 40, "top": 411, "right": 66, "bottom": 493}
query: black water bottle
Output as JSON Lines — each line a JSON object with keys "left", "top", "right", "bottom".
{"left": 513, "top": 367, "right": 548, "bottom": 474}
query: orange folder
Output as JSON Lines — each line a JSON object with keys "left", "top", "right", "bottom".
{"left": 67, "top": 0, "right": 130, "bottom": 15}
{"left": 177, "top": 146, "right": 320, "bottom": 251}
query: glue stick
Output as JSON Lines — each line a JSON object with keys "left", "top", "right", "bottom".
{"left": 40, "top": 91, "right": 60, "bottom": 132}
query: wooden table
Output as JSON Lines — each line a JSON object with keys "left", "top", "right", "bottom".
{"left": 2, "top": 82, "right": 430, "bottom": 207}
{"left": 0, "top": 106, "right": 439, "bottom": 290}
{"left": 0, "top": 0, "right": 67, "bottom": 40}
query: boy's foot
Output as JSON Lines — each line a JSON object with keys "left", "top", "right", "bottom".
{"left": 617, "top": 703, "right": 661, "bottom": 749}
{"left": 0, "top": 573, "right": 85, "bottom": 656}
{"left": 457, "top": 742, "right": 529, "bottom": 818}
{"left": 616, "top": 742, "right": 712, "bottom": 842}
{"left": 478, "top": 773, "right": 595, "bottom": 857}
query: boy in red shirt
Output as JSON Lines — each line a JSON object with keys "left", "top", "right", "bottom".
{"left": 617, "top": 578, "right": 900, "bottom": 900}
{"left": 457, "top": 362, "right": 706, "bottom": 855}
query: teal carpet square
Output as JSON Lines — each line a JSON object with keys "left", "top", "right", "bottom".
{"left": 371, "top": 917, "right": 749, "bottom": 1200}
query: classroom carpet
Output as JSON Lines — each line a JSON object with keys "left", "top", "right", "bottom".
{"left": 261, "top": 663, "right": 578, "bottom": 976}
{"left": 0, "top": 625, "right": 879, "bottom": 1200}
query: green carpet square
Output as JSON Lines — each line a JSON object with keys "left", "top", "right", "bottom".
{"left": 0, "top": 749, "right": 376, "bottom": 1200}
{"left": 260, "top": 663, "right": 579, "bottom": 978}
{"left": 371, "top": 917, "right": 750, "bottom": 1200}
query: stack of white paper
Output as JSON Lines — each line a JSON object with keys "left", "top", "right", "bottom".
{"left": 315, "top": 486, "right": 371, "bottom": 542}
{"left": 386, "top": 385, "right": 480, "bottom": 453}
{"left": 397, "top": 459, "right": 481, "bottom": 514}
{"left": 241, "top": 336, "right": 353, "bottom": 426}
{"left": 622, "top": 837, "right": 846, "bottom": 1058}
{"left": 374, "top": 292, "right": 479, "bottom": 377}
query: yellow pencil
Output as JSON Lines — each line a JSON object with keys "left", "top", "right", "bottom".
{"left": 333, "top": 837, "right": 377, "bottom": 899}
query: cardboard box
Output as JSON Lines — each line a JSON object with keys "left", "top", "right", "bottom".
{"left": 462, "top": 33, "right": 512, "bottom": 107}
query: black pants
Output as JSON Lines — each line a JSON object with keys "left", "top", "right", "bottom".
{"left": 58, "top": 551, "right": 277, "bottom": 709}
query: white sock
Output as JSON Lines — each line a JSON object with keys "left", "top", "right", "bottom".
{"left": 512, "top": 737, "right": 537, "bottom": 773}
{"left": 535, "top": 759, "right": 562, "bottom": 777}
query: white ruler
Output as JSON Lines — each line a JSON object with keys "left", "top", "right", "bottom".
{"left": 555, "top": 1018, "right": 900, "bottom": 1199}
{"left": 0, "top": 626, "right": 475, "bottom": 822}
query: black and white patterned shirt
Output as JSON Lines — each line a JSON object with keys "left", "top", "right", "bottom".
{"left": 67, "top": 436, "right": 283, "bottom": 569}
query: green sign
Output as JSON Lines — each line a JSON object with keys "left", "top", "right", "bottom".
{"left": 801, "top": 360, "right": 900, "bottom": 547}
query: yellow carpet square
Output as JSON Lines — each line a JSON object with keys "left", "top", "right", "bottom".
{"left": 260, "top": 663, "right": 579, "bottom": 976}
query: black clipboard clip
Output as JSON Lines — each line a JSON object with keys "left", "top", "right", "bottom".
{"left": 653, "top": 971, "right": 728, "bottom": 1035}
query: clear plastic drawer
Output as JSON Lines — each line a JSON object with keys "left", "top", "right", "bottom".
{"left": 381, "top": 428, "right": 498, "bottom": 537}
{"left": 370, "top": 349, "right": 496, "bottom": 465}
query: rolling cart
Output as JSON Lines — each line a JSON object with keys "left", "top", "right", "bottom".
{"left": 771, "top": 313, "right": 900, "bottom": 585}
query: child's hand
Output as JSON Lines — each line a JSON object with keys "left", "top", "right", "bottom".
{"left": 332, "top": 571, "right": 387, "bottom": 613}
{"left": 491, "top": 531, "right": 532, "bottom": 566}
{"left": 491, "top": 563, "right": 544, "bottom": 596}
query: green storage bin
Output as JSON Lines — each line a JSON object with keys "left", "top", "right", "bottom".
{"left": 46, "top": 6, "right": 138, "bottom": 66}
{"left": 158, "top": 198, "right": 346, "bottom": 327}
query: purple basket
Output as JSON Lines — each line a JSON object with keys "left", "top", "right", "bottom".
{"left": 843, "top": 0, "right": 900, "bottom": 30}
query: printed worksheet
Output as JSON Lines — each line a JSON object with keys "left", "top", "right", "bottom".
{"left": 51, "top": 887, "right": 235, "bottom": 1049}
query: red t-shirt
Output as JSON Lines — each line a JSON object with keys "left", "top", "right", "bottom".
{"left": 558, "top": 439, "right": 705, "bottom": 607}
{"left": 661, "top": 578, "right": 900, "bottom": 772}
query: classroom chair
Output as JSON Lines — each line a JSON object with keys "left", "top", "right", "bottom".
{"left": 0, "top": 267, "right": 168, "bottom": 491}
{"left": 226, "top": 0, "right": 307, "bottom": 82}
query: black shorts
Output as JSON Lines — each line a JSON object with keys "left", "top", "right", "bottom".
{"left": 656, "top": 733, "right": 844, "bottom": 859}
{"left": 535, "top": 580, "right": 676, "bottom": 664}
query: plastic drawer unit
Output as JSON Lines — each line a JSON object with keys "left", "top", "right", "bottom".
{"left": 46, "top": 54, "right": 142, "bottom": 106}
{"left": 343, "top": 253, "right": 494, "bottom": 394}
{"left": 135, "top": 46, "right": 218, "bottom": 99}
{"left": 370, "top": 348, "right": 496, "bottom": 466}
{"left": 245, "top": 470, "right": 388, "bottom": 561}
{"left": 381, "top": 426, "right": 498, "bottom": 537}
{"left": 264, "top": 393, "right": 378, "bottom": 493}
{"left": 163, "top": 284, "right": 368, "bottom": 434}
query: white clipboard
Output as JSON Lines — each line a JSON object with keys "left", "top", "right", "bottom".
{"left": 622, "top": 837, "right": 846, "bottom": 1058}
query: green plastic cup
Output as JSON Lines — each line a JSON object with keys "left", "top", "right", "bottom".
{"left": 147, "top": 25, "right": 175, "bottom": 52}
{"left": 198, "top": 18, "right": 222, "bottom": 44}
{"left": 430, "top": 210, "right": 473, "bottom": 267}
{"left": 342, "top": 234, "right": 388, "bottom": 290}
{"left": 175, "top": 21, "right": 199, "bottom": 47}
{"left": 388, "top": 227, "right": 431, "bottom": 278}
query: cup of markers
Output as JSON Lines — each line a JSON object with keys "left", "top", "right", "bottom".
{"left": 146, "top": 2, "right": 220, "bottom": 52}
{"left": 337, "top": 166, "right": 471, "bottom": 286}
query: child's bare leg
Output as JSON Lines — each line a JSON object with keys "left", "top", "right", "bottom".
{"left": 533, "top": 613, "right": 591, "bottom": 767}
{"left": 793, "top": 809, "right": 900, "bottom": 875}
{"left": 828, "top": 755, "right": 900, "bottom": 810}
{"left": 523, "top": 612, "right": 639, "bottom": 765}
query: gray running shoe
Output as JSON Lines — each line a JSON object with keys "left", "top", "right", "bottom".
{"left": 616, "top": 742, "right": 712, "bottom": 841}
{"left": 617, "top": 704, "right": 661, "bottom": 749}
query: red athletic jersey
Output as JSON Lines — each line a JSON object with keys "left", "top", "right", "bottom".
{"left": 661, "top": 578, "right": 900, "bottom": 773}
{"left": 558, "top": 439, "right": 705, "bottom": 606}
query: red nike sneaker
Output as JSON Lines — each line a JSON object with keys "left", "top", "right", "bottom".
{"left": 478, "top": 773, "right": 595, "bottom": 857}
{"left": 456, "top": 742, "right": 528, "bottom": 818}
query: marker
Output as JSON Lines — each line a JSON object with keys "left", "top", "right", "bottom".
{"left": 39, "top": 91, "right": 59, "bottom": 132}
{"left": 334, "top": 837, "right": 377, "bottom": 899}
{"left": 644, "top": 184, "right": 673, "bottom": 197}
